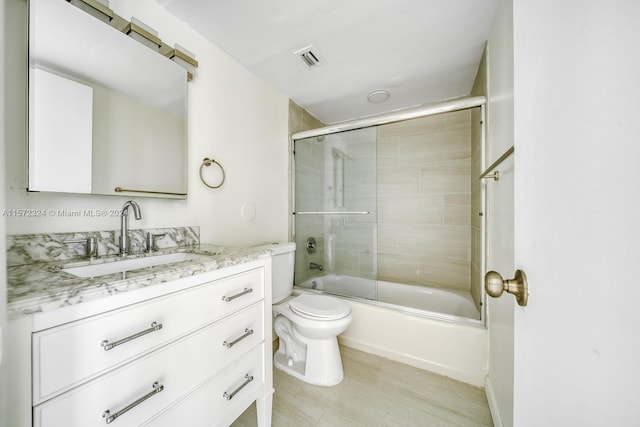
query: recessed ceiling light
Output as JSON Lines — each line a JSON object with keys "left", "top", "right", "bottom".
{"left": 367, "top": 90, "right": 390, "bottom": 103}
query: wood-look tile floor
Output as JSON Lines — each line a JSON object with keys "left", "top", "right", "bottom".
{"left": 232, "top": 346, "right": 493, "bottom": 427}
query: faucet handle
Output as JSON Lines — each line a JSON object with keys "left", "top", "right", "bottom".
{"left": 87, "top": 236, "right": 98, "bottom": 258}
{"left": 64, "top": 236, "right": 98, "bottom": 258}
{"left": 145, "top": 233, "right": 166, "bottom": 253}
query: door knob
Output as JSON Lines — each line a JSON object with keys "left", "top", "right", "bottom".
{"left": 485, "top": 270, "right": 529, "bottom": 306}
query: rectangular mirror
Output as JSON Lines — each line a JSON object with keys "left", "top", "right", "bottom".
{"left": 28, "top": 0, "right": 188, "bottom": 198}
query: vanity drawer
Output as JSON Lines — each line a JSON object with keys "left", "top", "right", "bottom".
{"left": 33, "top": 302, "right": 265, "bottom": 427}
{"left": 144, "top": 343, "right": 265, "bottom": 427}
{"left": 33, "top": 268, "right": 264, "bottom": 404}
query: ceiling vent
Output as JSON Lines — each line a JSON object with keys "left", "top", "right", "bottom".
{"left": 293, "top": 46, "right": 327, "bottom": 70}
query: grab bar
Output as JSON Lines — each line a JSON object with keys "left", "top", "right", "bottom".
{"left": 479, "top": 146, "right": 514, "bottom": 181}
{"left": 293, "top": 211, "right": 370, "bottom": 215}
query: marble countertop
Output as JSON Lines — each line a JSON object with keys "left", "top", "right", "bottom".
{"left": 7, "top": 244, "right": 271, "bottom": 320}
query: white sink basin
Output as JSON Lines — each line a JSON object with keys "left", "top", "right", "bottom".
{"left": 62, "top": 252, "right": 214, "bottom": 278}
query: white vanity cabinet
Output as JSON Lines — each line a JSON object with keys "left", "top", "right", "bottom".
{"left": 8, "top": 258, "right": 273, "bottom": 427}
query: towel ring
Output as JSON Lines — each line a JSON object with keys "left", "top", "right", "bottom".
{"left": 199, "top": 157, "right": 225, "bottom": 189}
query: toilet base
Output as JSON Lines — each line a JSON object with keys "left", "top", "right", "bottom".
{"left": 273, "top": 351, "right": 307, "bottom": 380}
{"left": 273, "top": 339, "right": 345, "bottom": 387}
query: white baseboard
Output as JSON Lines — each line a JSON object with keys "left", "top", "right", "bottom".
{"left": 484, "top": 376, "right": 503, "bottom": 427}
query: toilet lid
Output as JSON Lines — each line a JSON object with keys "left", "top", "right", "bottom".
{"left": 289, "top": 294, "right": 351, "bottom": 320}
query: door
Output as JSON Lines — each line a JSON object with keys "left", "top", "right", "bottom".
{"left": 484, "top": 155, "right": 515, "bottom": 427}
{"left": 484, "top": 0, "right": 640, "bottom": 425}
{"left": 484, "top": 0, "right": 516, "bottom": 424}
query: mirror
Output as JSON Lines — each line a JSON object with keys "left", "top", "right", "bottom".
{"left": 28, "top": 0, "right": 188, "bottom": 198}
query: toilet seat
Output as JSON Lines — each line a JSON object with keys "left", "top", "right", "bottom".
{"left": 289, "top": 294, "right": 351, "bottom": 320}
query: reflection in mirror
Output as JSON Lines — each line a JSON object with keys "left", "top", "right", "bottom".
{"left": 28, "top": 0, "right": 188, "bottom": 198}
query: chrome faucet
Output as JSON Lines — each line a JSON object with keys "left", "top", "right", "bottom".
{"left": 309, "top": 262, "right": 324, "bottom": 271}
{"left": 119, "top": 200, "right": 142, "bottom": 256}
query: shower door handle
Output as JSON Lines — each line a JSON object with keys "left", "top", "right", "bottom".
{"left": 485, "top": 270, "right": 529, "bottom": 306}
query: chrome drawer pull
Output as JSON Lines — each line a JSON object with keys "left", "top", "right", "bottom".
{"left": 221, "top": 288, "right": 253, "bottom": 302}
{"left": 223, "top": 328, "right": 254, "bottom": 348}
{"left": 102, "top": 381, "right": 164, "bottom": 424}
{"left": 223, "top": 374, "right": 254, "bottom": 401}
{"left": 101, "top": 322, "right": 163, "bottom": 351}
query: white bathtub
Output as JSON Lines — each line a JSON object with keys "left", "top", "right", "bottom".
{"left": 295, "top": 274, "right": 487, "bottom": 386}
{"left": 377, "top": 280, "right": 480, "bottom": 320}
{"left": 298, "top": 274, "right": 376, "bottom": 299}
{"left": 297, "top": 274, "right": 480, "bottom": 320}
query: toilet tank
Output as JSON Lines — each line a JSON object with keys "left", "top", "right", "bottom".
{"left": 252, "top": 242, "right": 296, "bottom": 303}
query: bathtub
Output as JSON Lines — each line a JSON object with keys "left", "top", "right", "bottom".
{"left": 297, "top": 274, "right": 480, "bottom": 321}
{"left": 295, "top": 274, "right": 487, "bottom": 387}
{"left": 377, "top": 280, "right": 480, "bottom": 320}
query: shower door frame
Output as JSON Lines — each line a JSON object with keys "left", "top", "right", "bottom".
{"left": 290, "top": 96, "right": 488, "bottom": 325}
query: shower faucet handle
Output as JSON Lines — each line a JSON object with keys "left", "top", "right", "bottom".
{"left": 306, "top": 237, "right": 317, "bottom": 254}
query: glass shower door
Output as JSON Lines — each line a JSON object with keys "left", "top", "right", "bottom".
{"left": 293, "top": 127, "right": 377, "bottom": 299}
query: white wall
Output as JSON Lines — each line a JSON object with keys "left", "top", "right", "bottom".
{"left": 512, "top": 0, "right": 640, "bottom": 425}
{"left": 5, "top": 0, "right": 289, "bottom": 246}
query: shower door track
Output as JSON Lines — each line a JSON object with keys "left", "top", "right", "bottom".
{"left": 291, "top": 96, "right": 486, "bottom": 141}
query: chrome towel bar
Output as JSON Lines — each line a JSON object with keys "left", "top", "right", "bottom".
{"left": 479, "top": 146, "right": 514, "bottom": 181}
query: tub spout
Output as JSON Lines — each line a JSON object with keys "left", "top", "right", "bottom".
{"left": 309, "top": 262, "right": 324, "bottom": 271}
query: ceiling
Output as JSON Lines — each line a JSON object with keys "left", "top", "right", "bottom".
{"left": 153, "top": 0, "right": 499, "bottom": 124}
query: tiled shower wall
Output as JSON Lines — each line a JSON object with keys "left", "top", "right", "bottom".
{"left": 376, "top": 111, "right": 472, "bottom": 292}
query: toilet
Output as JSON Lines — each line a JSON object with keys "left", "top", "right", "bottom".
{"left": 258, "top": 242, "right": 352, "bottom": 386}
